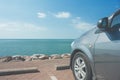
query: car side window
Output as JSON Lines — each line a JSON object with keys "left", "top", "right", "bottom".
{"left": 111, "top": 14, "right": 120, "bottom": 28}
{"left": 108, "top": 14, "right": 120, "bottom": 40}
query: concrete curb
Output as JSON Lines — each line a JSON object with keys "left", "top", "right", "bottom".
{"left": 55, "top": 65, "right": 70, "bottom": 70}
{"left": 0, "top": 67, "right": 39, "bottom": 76}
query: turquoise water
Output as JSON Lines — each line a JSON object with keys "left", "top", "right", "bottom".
{"left": 0, "top": 39, "right": 73, "bottom": 57}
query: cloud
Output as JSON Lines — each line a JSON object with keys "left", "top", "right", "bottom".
{"left": 0, "top": 22, "right": 48, "bottom": 38}
{"left": 72, "top": 17, "right": 95, "bottom": 31}
{"left": 54, "top": 12, "right": 71, "bottom": 18}
{"left": 37, "top": 12, "right": 46, "bottom": 18}
{"left": 0, "top": 22, "right": 47, "bottom": 31}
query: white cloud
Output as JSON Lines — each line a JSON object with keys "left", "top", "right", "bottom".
{"left": 0, "top": 22, "right": 47, "bottom": 38}
{"left": 37, "top": 12, "right": 46, "bottom": 18}
{"left": 54, "top": 12, "right": 71, "bottom": 18}
{"left": 0, "top": 22, "right": 47, "bottom": 31}
{"left": 72, "top": 17, "right": 95, "bottom": 31}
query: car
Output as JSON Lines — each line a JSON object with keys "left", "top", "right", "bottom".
{"left": 70, "top": 9, "right": 120, "bottom": 80}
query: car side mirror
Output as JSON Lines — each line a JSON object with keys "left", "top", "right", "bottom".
{"left": 97, "top": 17, "right": 108, "bottom": 30}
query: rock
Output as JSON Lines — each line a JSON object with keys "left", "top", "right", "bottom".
{"left": 50, "top": 54, "right": 62, "bottom": 59}
{"left": 31, "top": 54, "right": 41, "bottom": 60}
{"left": 12, "top": 55, "right": 25, "bottom": 61}
{"left": 39, "top": 54, "right": 49, "bottom": 60}
{"left": 31, "top": 54, "right": 49, "bottom": 60}
{"left": 32, "top": 54, "right": 41, "bottom": 58}
{"left": 31, "top": 56, "right": 37, "bottom": 60}
{"left": 61, "top": 53, "right": 71, "bottom": 58}
{"left": 24, "top": 56, "right": 32, "bottom": 61}
{"left": 0, "top": 56, "right": 12, "bottom": 62}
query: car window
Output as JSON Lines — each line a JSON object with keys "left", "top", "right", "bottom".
{"left": 108, "top": 14, "right": 120, "bottom": 40}
{"left": 111, "top": 14, "right": 120, "bottom": 28}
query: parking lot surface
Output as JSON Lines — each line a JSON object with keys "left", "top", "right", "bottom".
{"left": 0, "top": 58, "right": 74, "bottom": 80}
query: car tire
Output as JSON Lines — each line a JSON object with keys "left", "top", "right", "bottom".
{"left": 72, "top": 52, "right": 92, "bottom": 80}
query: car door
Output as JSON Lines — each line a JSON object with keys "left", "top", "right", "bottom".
{"left": 94, "top": 13, "right": 120, "bottom": 80}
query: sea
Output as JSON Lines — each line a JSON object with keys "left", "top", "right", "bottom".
{"left": 0, "top": 39, "right": 73, "bottom": 57}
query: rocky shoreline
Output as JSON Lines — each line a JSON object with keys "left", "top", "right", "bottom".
{"left": 0, "top": 53, "right": 71, "bottom": 62}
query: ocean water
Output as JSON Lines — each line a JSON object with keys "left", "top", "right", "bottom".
{"left": 0, "top": 39, "right": 73, "bottom": 57}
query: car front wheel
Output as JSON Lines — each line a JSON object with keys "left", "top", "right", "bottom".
{"left": 72, "top": 52, "right": 92, "bottom": 80}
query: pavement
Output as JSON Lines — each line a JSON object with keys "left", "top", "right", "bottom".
{"left": 0, "top": 58, "right": 74, "bottom": 80}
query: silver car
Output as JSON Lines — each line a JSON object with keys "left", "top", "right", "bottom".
{"left": 70, "top": 9, "right": 120, "bottom": 80}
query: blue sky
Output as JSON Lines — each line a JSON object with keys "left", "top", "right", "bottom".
{"left": 0, "top": 0, "right": 119, "bottom": 39}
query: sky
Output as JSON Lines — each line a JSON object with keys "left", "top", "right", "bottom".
{"left": 0, "top": 0, "right": 119, "bottom": 39}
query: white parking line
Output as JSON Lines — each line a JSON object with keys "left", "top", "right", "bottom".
{"left": 50, "top": 76, "right": 58, "bottom": 80}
